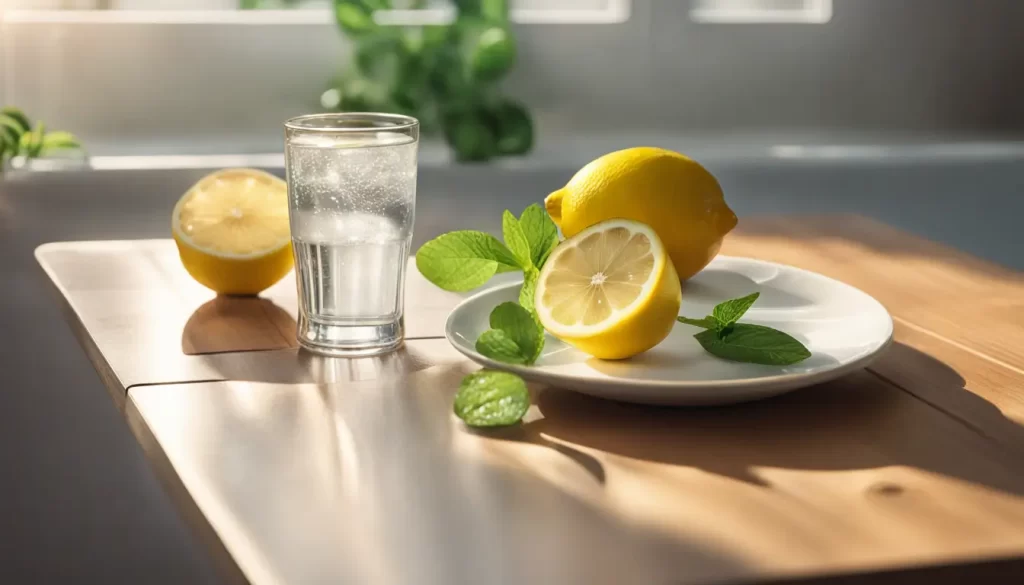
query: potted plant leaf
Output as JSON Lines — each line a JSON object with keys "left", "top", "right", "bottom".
{"left": 0, "top": 107, "right": 85, "bottom": 176}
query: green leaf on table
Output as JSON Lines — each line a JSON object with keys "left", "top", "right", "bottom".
{"left": 518, "top": 203, "right": 558, "bottom": 268}
{"left": 501, "top": 209, "right": 533, "bottom": 269}
{"left": 415, "top": 230, "right": 520, "bottom": 291}
{"left": 475, "top": 329, "right": 529, "bottom": 364}
{"left": 712, "top": 292, "right": 760, "bottom": 329}
{"left": 694, "top": 323, "right": 811, "bottom": 366}
{"left": 454, "top": 370, "right": 530, "bottom": 427}
{"left": 676, "top": 316, "right": 719, "bottom": 329}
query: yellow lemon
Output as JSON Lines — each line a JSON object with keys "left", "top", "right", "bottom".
{"left": 172, "top": 168, "right": 293, "bottom": 296}
{"left": 545, "top": 147, "right": 737, "bottom": 281}
{"left": 535, "top": 219, "right": 681, "bottom": 360}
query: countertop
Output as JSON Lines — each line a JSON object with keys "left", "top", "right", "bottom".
{"left": 36, "top": 215, "right": 1024, "bottom": 585}
{"left": 6, "top": 156, "right": 1024, "bottom": 582}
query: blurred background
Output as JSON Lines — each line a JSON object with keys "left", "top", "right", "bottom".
{"left": 1, "top": 1, "right": 1023, "bottom": 583}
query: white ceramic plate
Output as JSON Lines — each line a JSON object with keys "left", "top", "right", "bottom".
{"left": 445, "top": 256, "right": 893, "bottom": 406}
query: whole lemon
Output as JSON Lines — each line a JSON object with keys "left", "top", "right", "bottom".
{"left": 545, "top": 147, "right": 737, "bottom": 281}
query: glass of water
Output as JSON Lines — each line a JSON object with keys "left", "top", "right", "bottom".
{"left": 284, "top": 113, "right": 419, "bottom": 356}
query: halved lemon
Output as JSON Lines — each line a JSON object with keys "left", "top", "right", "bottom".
{"left": 536, "top": 219, "right": 682, "bottom": 360}
{"left": 172, "top": 168, "right": 293, "bottom": 296}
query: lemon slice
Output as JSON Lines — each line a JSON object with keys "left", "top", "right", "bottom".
{"left": 172, "top": 168, "right": 293, "bottom": 295}
{"left": 536, "top": 219, "right": 682, "bottom": 360}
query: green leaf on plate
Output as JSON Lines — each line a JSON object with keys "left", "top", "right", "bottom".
{"left": 676, "top": 316, "right": 719, "bottom": 329}
{"left": 694, "top": 323, "right": 811, "bottom": 366}
{"left": 519, "top": 267, "right": 538, "bottom": 313}
{"left": 475, "top": 329, "right": 529, "bottom": 364}
{"left": 489, "top": 301, "right": 540, "bottom": 362}
{"left": 518, "top": 203, "right": 558, "bottom": 269}
{"left": 712, "top": 292, "right": 760, "bottom": 330}
{"left": 454, "top": 370, "right": 530, "bottom": 427}
{"left": 501, "top": 209, "right": 533, "bottom": 270}
{"left": 415, "top": 230, "right": 520, "bottom": 292}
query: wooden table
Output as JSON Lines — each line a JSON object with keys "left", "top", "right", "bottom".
{"left": 38, "top": 216, "right": 1024, "bottom": 585}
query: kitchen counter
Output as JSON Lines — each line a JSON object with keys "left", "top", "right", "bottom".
{"left": 36, "top": 215, "right": 1024, "bottom": 585}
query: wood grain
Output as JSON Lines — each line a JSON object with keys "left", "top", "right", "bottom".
{"left": 724, "top": 216, "right": 1024, "bottom": 455}
{"left": 54, "top": 215, "right": 1024, "bottom": 584}
{"left": 723, "top": 216, "right": 1024, "bottom": 371}
{"left": 436, "top": 361, "right": 1024, "bottom": 581}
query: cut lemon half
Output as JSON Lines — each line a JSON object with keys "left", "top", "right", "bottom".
{"left": 536, "top": 219, "right": 682, "bottom": 360}
{"left": 172, "top": 168, "right": 293, "bottom": 295}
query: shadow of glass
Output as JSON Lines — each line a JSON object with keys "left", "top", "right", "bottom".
{"left": 199, "top": 342, "right": 456, "bottom": 386}
{"left": 520, "top": 342, "right": 1024, "bottom": 496}
{"left": 181, "top": 296, "right": 296, "bottom": 355}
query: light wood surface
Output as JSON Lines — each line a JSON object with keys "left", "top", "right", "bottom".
{"left": 42, "top": 216, "right": 1024, "bottom": 583}
{"left": 724, "top": 216, "right": 1024, "bottom": 442}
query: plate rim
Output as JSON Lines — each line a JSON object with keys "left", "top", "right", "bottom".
{"left": 444, "top": 255, "right": 894, "bottom": 392}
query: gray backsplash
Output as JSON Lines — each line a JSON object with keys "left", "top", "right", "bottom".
{"left": 2, "top": 0, "right": 1023, "bottom": 156}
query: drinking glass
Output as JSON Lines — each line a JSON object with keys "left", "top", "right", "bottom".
{"left": 284, "top": 113, "right": 419, "bottom": 356}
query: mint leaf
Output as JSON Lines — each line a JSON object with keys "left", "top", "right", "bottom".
{"left": 489, "top": 302, "right": 541, "bottom": 362}
{"left": 519, "top": 268, "right": 539, "bottom": 314}
{"left": 694, "top": 323, "right": 811, "bottom": 365}
{"left": 712, "top": 292, "right": 760, "bottom": 329}
{"left": 416, "top": 231, "right": 520, "bottom": 291}
{"left": 502, "top": 210, "right": 533, "bottom": 270}
{"left": 519, "top": 204, "right": 559, "bottom": 268}
{"left": 476, "top": 329, "right": 529, "bottom": 364}
{"left": 454, "top": 370, "right": 530, "bottom": 427}
{"left": 476, "top": 301, "right": 543, "bottom": 365}
{"left": 677, "top": 316, "right": 718, "bottom": 329}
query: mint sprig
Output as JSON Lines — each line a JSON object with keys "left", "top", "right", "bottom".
{"left": 454, "top": 370, "right": 530, "bottom": 427}
{"left": 519, "top": 204, "right": 559, "bottom": 268}
{"left": 677, "top": 292, "right": 812, "bottom": 366}
{"left": 415, "top": 231, "right": 520, "bottom": 292}
{"left": 476, "top": 302, "right": 542, "bottom": 364}
{"left": 418, "top": 203, "right": 557, "bottom": 366}
{"left": 416, "top": 203, "right": 557, "bottom": 294}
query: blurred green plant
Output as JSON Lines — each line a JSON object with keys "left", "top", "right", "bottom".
{"left": 0, "top": 107, "right": 84, "bottom": 175}
{"left": 324, "top": 0, "right": 533, "bottom": 162}
{"left": 239, "top": 0, "right": 304, "bottom": 8}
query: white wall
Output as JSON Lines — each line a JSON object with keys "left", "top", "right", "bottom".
{"left": 2, "top": 0, "right": 1023, "bottom": 155}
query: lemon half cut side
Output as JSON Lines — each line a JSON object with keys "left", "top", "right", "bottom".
{"left": 172, "top": 168, "right": 293, "bottom": 296}
{"left": 535, "top": 219, "right": 682, "bottom": 360}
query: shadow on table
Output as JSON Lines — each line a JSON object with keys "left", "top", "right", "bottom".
{"left": 514, "top": 341, "right": 1024, "bottom": 496}
{"left": 755, "top": 556, "right": 1024, "bottom": 585}
{"left": 181, "top": 296, "right": 296, "bottom": 355}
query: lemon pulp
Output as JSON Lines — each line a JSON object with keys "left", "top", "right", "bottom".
{"left": 536, "top": 219, "right": 681, "bottom": 360}
{"left": 172, "top": 168, "right": 293, "bottom": 295}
